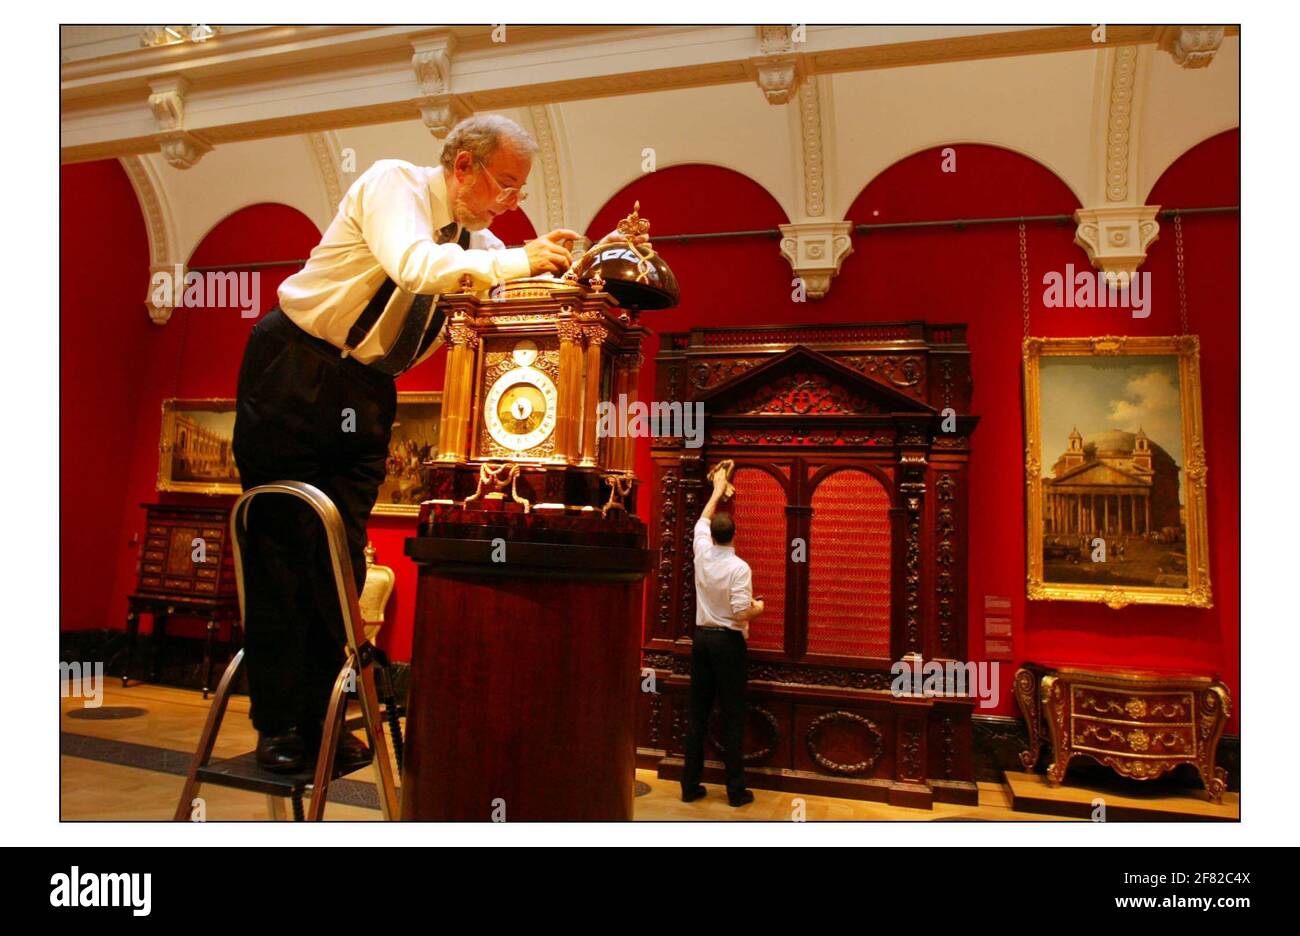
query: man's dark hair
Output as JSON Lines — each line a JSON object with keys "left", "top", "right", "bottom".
{"left": 711, "top": 514, "right": 736, "bottom": 545}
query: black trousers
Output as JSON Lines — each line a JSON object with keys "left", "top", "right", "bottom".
{"left": 682, "top": 628, "right": 748, "bottom": 796}
{"left": 231, "top": 308, "right": 396, "bottom": 734}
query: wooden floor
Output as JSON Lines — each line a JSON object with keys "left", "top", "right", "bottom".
{"left": 60, "top": 682, "right": 1221, "bottom": 821}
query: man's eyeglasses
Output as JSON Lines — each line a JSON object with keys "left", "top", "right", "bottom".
{"left": 475, "top": 158, "right": 528, "bottom": 208}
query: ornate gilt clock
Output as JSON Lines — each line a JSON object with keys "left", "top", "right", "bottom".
{"left": 420, "top": 205, "right": 676, "bottom": 516}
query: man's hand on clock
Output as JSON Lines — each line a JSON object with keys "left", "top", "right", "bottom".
{"left": 524, "top": 229, "right": 581, "bottom": 275}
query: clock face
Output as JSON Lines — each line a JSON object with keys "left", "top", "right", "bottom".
{"left": 483, "top": 364, "right": 558, "bottom": 452}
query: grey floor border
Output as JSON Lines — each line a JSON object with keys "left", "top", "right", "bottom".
{"left": 61, "top": 731, "right": 381, "bottom": 811}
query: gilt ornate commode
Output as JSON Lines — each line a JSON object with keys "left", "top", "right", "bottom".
{"left": 1014, "top": 663, "right": 1231, "bottom": 802}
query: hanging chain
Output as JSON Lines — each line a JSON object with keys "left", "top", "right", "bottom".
{"left": 1173, "top": 210, "right": 1190, "bottom": 335}
{"left": 1019, "top": 222, "right": 1031, "bottom": 338}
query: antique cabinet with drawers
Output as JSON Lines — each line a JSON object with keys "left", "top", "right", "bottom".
{"left": 1014, "top": 663, "right": 1231, "bottom": 802}
{"left": 125, "top": 501, "right": 240, "bottom": 696}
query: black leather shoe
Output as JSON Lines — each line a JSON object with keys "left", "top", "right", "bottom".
{"left": 728, "top": 789, "right": 754, "bottom": 808}
{"left": 334, "top": 733, "right": 373, "bottom": 774}
{"left": 256, "top": 728, "right": 306, "bottom": 773}
{"left": 300, "top": 722, "right": 373, "bottom": 774}
{"left": 681, "top": 784, "right": 707, "bottom": 803}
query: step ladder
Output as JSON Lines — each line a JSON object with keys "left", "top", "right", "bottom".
{"left": 174, "top": 482, "right": 401, "bottom": 821}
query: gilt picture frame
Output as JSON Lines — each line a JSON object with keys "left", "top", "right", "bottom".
{"left": 1022, "top": 335, "right": 1212, "bottom": 609}
{"left": 156, "top": 398, "right": 241, "bottom": 496}
{"left": 372, "top": 391, "right": 443, "bottom": 517}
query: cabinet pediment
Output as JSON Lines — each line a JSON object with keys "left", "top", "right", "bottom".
{"left": 698, "top": 345, "right": 937, "bottom": 418}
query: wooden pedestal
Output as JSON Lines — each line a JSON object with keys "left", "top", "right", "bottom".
{"left": 402, "top": 504, "right": 652, "bottom": 820}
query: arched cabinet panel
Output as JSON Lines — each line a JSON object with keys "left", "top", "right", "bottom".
{"left": 729, "top": 466, "right": 788, "bottom": 652}
{"left": 807, "top": 468, "right": 892, "bottom": 659}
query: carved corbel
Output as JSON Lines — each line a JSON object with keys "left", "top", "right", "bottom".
{"left": 1073, "top": 205, "right": 1161, "bottom": 286}
{"left": 145, "top": 262, "right": 186, "bottom": 325}
{"left": 1157, "top": 26, "right": 1226, "bottom": 69}
{"left": 412, "top": 35, "right": 471, "bottom": 138}
{"left": 745, "top": 26, "right": 807, "bottom": 104}
{"left": 778, "top": 220, "right": 854, "bottom": 299}
{"left": 147, "top": 77, "right": 211, "bottom": 169}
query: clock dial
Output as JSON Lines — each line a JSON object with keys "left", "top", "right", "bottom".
{"left": 483, "top": 366, "right": 558, "bottom": 452}
{"left": 511, "top": 339, "right": 539, "bottom": 367}
{"left": 498, "top": 383, "right": 545, "bottom": 434}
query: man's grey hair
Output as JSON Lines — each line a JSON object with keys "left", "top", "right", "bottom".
{"left": 439, "top": 114, "right": 538, "bottom": 171}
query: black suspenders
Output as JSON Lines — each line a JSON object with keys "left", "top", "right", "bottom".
{"left": 338, "top": 227, "right": 469, "bottom": 374}
{"left": 339, "top": 278, "right": 398, "bottom": 359}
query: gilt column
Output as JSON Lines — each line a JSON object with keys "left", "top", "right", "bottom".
{"left": 581, "top": 324, "right": 607, "bottom": 467}
{"left": 437, "top": 319, "right": 475, "bottom": 462}
{"left": 556, "top": 314, "right": 583, "bottom": 464}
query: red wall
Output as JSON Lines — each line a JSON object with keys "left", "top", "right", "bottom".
{"left": 586, "top": 137, "right": 1240, "bottom": 730}
{"left": 62, "top": 136, "right": 1239, "bottom": 731}
{"left": 59, "top": 178, "right": 321, "bottom": 647}
{"left": 60, "top": 160, "right": 152, "bottom": 633}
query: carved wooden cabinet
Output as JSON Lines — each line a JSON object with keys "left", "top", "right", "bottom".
{"left": 640, "top": 322, "right": 979, "bottom": 808}
{"left": 1014, "top": 663, "right": 1231, "bottom": 802}
{"left": 125, "top": 501, "right": 240, "bottom": 696}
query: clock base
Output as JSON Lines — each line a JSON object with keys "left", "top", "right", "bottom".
{"left": 401, "top": 506, "right": 652, "bottom": 820}
{"left": 420, "top": 460, "right": 639, "bottom": 515}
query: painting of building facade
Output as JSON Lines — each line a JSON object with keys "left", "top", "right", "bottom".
{"left": 157, "top": 399, "right": 241, "bottom": 495}
{"left": 1023, "top": 336, "right": 1212, "bottom": 609}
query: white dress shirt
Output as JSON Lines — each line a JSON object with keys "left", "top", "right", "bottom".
{"left": 277, "top": 159, "right": 531, "bottom": 367}
{"left": 693, "top": 517, "right": 754, "bottom": 640}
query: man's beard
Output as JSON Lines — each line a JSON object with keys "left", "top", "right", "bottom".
{"left": 452, "top": 189, "right": 493, "bottom": 232}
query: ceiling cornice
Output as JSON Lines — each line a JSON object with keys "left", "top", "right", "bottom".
{"left": 62, "top": 24, "right": 1238, "bottom": 165}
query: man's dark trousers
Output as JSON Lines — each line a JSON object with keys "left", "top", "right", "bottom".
{"left": 231, "top": 308, "right": 396, "bottom": 735}
{"left": 682, "top": 627, "right": 748, "bottom": 798}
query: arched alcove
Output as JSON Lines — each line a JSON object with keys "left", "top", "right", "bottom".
{"left": 582, "top": 164, "right": 792, "bottom": 503}
{"left": 61, "top": 158, "right": 152, "bottom": 634}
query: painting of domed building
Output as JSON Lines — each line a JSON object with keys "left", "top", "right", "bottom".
{"left": 1043, "top": 427, "right": 1182, "bottom": 539}
{"left": 1027, "top": 347, "right": 1206, "bottom": 596}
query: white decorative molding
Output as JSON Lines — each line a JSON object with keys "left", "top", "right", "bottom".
{"left": 1103, "top": 46, "right": 1138, "bottom": 202}
{"left": 65, "top": 25, "right": 1234, "bottom": 164}
{"left": 412, "top": 34, "right": 471, "bottom": 138}
{"left": 147, "top": 76, "right": 187, "bottom": 130}
{"left": 307, "top": 131, "right": 344, "bottom": 222}
{"left": 778, "top": 220, "right": 854, "bottom": 299}
{"left": 118, "top": 156, "right": 174, "bottom": 267}
{"left": 753, "top": 56, "right": 804, "bottom": 105}
{"left": 412, "top": 34, "right": 454, "bottom": 94}
{"left": 419, "top": 98, "right": 472, "bottom": 138}
{"left": 746, "top": 25, "right": 805, "bottom": 105}
{"left": 758, "top": 25, "right": 796, "bottom": 56}
{"left": 1158, "top": 26, "right": 1225, "bottom": 69}
{"left": 119, "top": 154, "right": 181, "bottom": 324}
{"left": 528, "top": 104, "right": 566, "bottom": 232}
{"left": 797, "top": 81, "right": 826, "bottom": 217}
{"left": 1073, "top": 204, "right": 1161, "bottom": 285}
{"left": 147, "top": 76, "right": 211, "bottom": 169}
